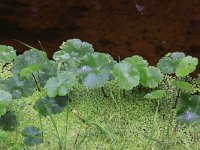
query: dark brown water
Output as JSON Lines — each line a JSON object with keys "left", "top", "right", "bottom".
{"left": 0, "top": 0, "right": 200, "bottom": 76}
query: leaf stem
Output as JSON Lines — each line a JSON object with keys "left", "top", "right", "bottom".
{"left": 32, "top": 73, "right": 41, "bottom": 91}
{"left": 49, "top": 113, "right": 62, "bottom": 149}
{"left": 123, "top": 89, "right": 126, "bottom": 98}
{"left": 101, "top": 87, "right": 108, "bottom": 97}
{"left": 39, "top": 115, "right": 44, "bottom": 142}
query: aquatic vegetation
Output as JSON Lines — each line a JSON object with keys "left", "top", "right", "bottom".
{"left": 0, "top": 39, "right": 199, "bottom": 149}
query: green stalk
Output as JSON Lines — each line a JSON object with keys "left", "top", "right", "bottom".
{"left": 39, "top": 115, "right": 44, "bottom": 142}
{"left": 57, "top": 61, "right": 63, "bottom": 74}
{"left": 123, "top": 89, "right": 126, "bottom": 98}
{"left": 101, "top": 87, "right": 108, "bottom": 97}
{"left": 48, "top": 113, "right": 62, "bottom": 149}
{"left": 32, "top": 73, "right": 41, "bottom": 91}
{"left": 64, "top": 100, "right": 70, "bottom": 150}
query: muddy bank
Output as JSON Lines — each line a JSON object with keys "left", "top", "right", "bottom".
{"left": 0, "top": 0, "right": 200, "bottom": 75}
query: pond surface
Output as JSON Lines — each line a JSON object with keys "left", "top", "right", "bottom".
{"left": 0, "top": 0, "right": 200, "bottom": 75}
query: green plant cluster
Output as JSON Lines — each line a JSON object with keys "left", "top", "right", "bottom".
{"left": 0, "top": 39, "right": 199, "bottom": 149}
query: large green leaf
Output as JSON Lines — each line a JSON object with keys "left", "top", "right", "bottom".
{"left": 20, "top": 63, "right": 41, "bottom": 77}
{"left": 112, "top": 62, "right": 140, "bottom": 90}
{"left": 176, "top": 56, "right": 198, "bottom": 77}
{"left": 171, "top": 80, "right": 194, "bottom": 92}
{"left": 2, "top": 75, "right": 36, "bottom": 99}
{"left": 144, "top": 90, "right": 166, "bottom": 100}
{"left": 21, "top": 126, "right": 42, "bottom": 146}
{"left": 140, "top": 66, "right": 163, "bottom": 88}
{"left": 0, "top": 45, "right": 16, "bottom": 63}
{"left": 11, "top": 49, "right": 56, "bottom": 88}
{"left": 157, "top": 52, "right": 185, "bottom": 74}
{"left": 44, "top": 71, "right": 76, "bottom": 97}
{"left": 78, "top": 52, "right": 115, "bottom": 88}
{"left": 60, "top": 39, "right": 94, "bottom": 58}
{"left": 34, "top": 96, "right": 68, "bottom": 117}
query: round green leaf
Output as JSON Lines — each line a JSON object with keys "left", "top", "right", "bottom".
{"left": 123, "top": 55, "right": 148, "bottom": 69}
{"left": 171, "top": 80, "right": 194, "bottom": 92}
{"left": 144, "top": 90, "right": 166, "bottom": 100}
{"left": 0, "top": 111, "right": 18, "bottom": 131}
{"left": 34, "top": 96, "right": 68, "bottom": 117}
{"left": 79, "top": 52, "right": 115, "bottom": 88}
{"left": 0, "top": 90, "right": 12, "bottom": 109}
{"left": 176, "top": 56, "right": 198, "bottom": 77}
{"left": 112, "top": 62, "right": 140, "bottom": 90}
{"left": 20, "top": 63, "right": 41, "bottom": 77}
{"left": 177, "top": 94, "right": 200, "bottom": 125}
{"left": 44, "top": 71, "right": 76, "bottom": 97}
{"left": 60, "top": 39, "right": 94, "bottom": 58}
{"left": 22, "top": 126, "right": 42, "bottom": 146}
{"left": 53, "top": 50, "right": 70, "bottom": 61}
{"left": 0, "top": 45, "right": 16, "bottom": 63}
{"left": 140, "top": 66, "right": 163, "bottom": 88}
{"left": 157, "top": 52, "right": 185, "bottom": 74}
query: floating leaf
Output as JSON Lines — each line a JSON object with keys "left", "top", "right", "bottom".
{"left": 44, "top": 71, "right": 76, "bottom": 97}
{"left": 21, "top": 126, "right": 42, "bottom": 146}
{"left": 79, "top": 52, "right": 115, "bottom": 88}
{"left": 34, "top": 96, "right": 68, "bottom": 117}
{"left": 171, "top": 80, "right": 194, "bottom": 92}
{"left": 144, "top": 90, "right": 166, "bottom": 100}
{"left": 157, "top": 52, "right": 185, "bottom": 74}
{"left": 112, "top": 62, "right": 140, "bottom": 90}
{"left": 0, "top": 45, "right": 16, "bottom": 63}
{"left": 140, "top": 66, "right": 163, "bottom": 88}
{"left": 176, "top": 56, "right": 198, "bottom": 77}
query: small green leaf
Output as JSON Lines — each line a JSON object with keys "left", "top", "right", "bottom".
{"left": 171, "top": 80, "right": 194, "bottom": 92}
{"left": 0, "top": 45, "right": 16, "bottom": 63}
{"left": 144, "top": 90, "right": 166, "bottom": 100}
{"left": 44, "top": 71, "right": 76, "bottom": 97}
{"left": 140, "top": 66, "right": 163, "bottom": 88}
{"left": 20, "top": 63, "right": 41, "bottom": 77}
{"left": 176, "top": 56, "right": 198, "bottom": 77}
{"left": 157, "top": 52, "right": 185, "bottom": 74}
{"left": 112, "top": 62, "right": 140, "bottom": 90}
{"left": 0, "top": 111, "right": 18, "bottom": 131}
{"left": 21, "top": 126, "right": 42, "bottom": 146}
